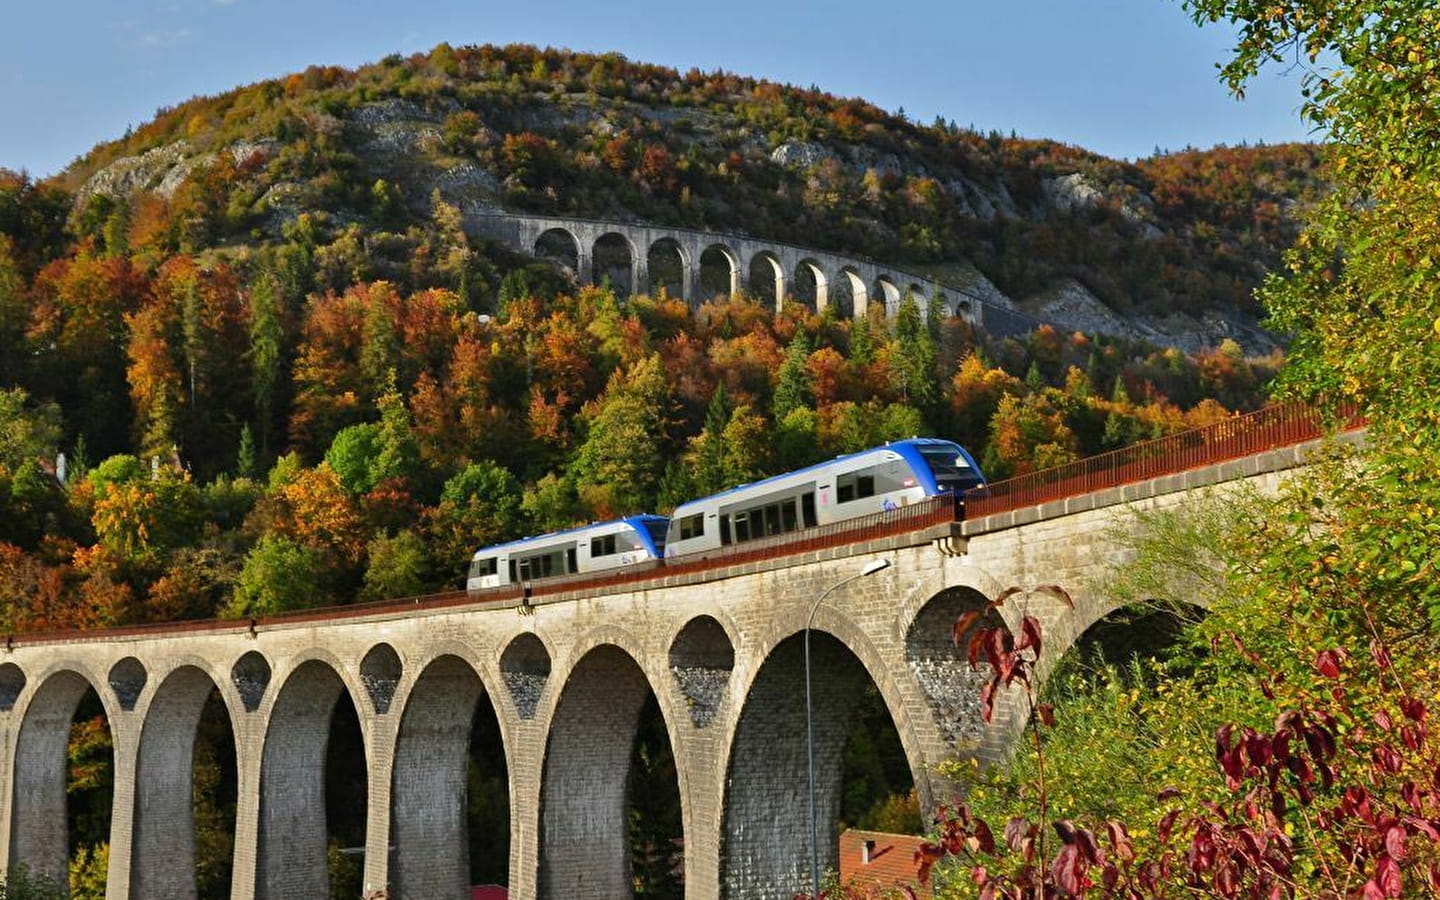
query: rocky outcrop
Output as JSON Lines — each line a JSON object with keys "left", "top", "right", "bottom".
{"left": 1025, "top": 278, "right": 1277, "bottom": 354}
{"left": 1042, "top": 172, "right": 1162, "bottom": 239}
{"left": 76, "top": 138, "right": 280, "bottom": 209}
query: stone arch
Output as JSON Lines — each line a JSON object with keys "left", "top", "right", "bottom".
{"left": 699, "top": 243, "right": 741, "bottom": 301}
{"left": 500, "top": 632, "right": 552, "bottom": 721}
{"left": 391, "top": 654, "right": 506, "bottom": 900}
{"left": 538, "top": 642, "right": 679, "bottom": 899}
{"left": 257, "top": 658, "right": 360, "bottom": 900}
{"left": 232, "top": 650, "right": 271, "bottom": 713}
{"left": 131, "top": 664, "right": 237, "bottom": 899}
{"left": 791, "top": 259, "right": 829, "bottom": 313}
{"left": 0, "top": 661, "right": 26, "bottom": 711}
{"left": 904, "top": 586, "right": 1009, "bottom": 753}
{"left": 873, "top": 276, "right": 901, "bottom": 316}
{"left": 534, "top": 227, "right": 581, "bottom": 280}
{"left": 748, "top": 251, "right": 785, "bottom": 312}
{"left": 934, "top": 291, "right": 953, "bottom": 317}
{"left": 108, "top": 656, "right": 147, "bottom": 711}
{"left": 720, "top": 614, "right": 922, "bottom": 899}
{"left": 647, "top": 236, "right": 689, "bottom": 301}
{"left": 837, "top": 267, "right": 867, "bottom": 319}
{"left": 360, "top": 643, "right": 403, "bottom": 715}
{"left": 10, "top": 666, "right": 111, "bottom": 887}
{"left": 1066, "top": 601, "right": 1202, "bottom": 671}
{"left": 593, "top": 232, "right": 637, "bottom": 298}
{"left": 669, "top": 615, "right": 735, "bottom": 729}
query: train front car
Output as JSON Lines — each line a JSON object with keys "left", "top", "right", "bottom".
{"left": 663, "top": 438, "right": 985, "bottom": 560}
{"left": 466, "top": 514, "right": 670, "bottom": 595}
{"left": 892, "top": 438, "right": 986, "bottom": 496}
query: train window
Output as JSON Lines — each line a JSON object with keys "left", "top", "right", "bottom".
{"left": 836, "top": 468, "right": 877, "bottom": 503}
{"left": 919, "top": 444, "right": 978, "bottom": 491}
{"left": 470, "top": 558, "right": 498, "bottom": 578}
{"left": 678, "top": 514, "right": 705, "bottom": 541}
{"left": 802, "top": 493, "right": 817, "bottom": 527}
{"left": 591, "top": 534, "right": 618, "bottom": 557}
{"left": 733, "top": 512, "right": 751, "bottom": 543}
{"left": 518, "top": 550, "right": 566, "bottom": 581}
{"left": 720, "top": 515, "right": 732, "bottom": 545}
{"left": 567, "top": 548, "right": 577, "bottom": 573}
{"left": 765, "top": 503, "right": 782, "bottom": 536}
{"left": 781, "top": 500, "right": 798, "bottom": 533}
{"left": 509, "top": 560, "right": 517, "bottom": 583}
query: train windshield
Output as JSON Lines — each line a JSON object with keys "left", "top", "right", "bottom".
{"left": 642, "top": 519, "right": 669, "bottom": 553}
{"left": 918, "top": 444, "right": 979, "bottom": 492}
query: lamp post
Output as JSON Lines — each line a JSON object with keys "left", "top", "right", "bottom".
{"left": 805, "top": 557, "right": 891, "bottom": 896}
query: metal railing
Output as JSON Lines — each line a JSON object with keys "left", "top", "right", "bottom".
{"left": 962, "top": 401, "right": 1358, "bottom": 518}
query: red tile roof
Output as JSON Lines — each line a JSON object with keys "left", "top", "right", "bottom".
{"left": 837, "top": 828, "right": 931, "bottom": 899}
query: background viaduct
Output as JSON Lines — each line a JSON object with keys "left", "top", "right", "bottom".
{"left": 0, "top": 409, "right": 1339, "bottom": 900}
{"left": 466, "top": 213, "right": 1042, "bottom": 337}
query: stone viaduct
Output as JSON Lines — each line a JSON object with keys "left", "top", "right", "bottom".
{"left": 0, "top": 423, "right": 1335, "bottom": 900}
{"left": 465, "top": 213, "right": 1042, "bottom": 337}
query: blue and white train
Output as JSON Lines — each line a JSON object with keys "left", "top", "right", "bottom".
{"left": 465, "top": 439, "right": 985, "bottom": 594}
{"left": 662, "top": 438, "right": 985, "bottom": 558}
{"left": 466, "top": 514, "right": 669, "bottom": 592}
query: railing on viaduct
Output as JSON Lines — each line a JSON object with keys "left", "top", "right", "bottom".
{"left": 7, "top": 401, "right": 1358, "bottom": 648}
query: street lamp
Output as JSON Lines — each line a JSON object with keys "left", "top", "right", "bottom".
{"left": 805, "top": 557, "right": 891, "bottom": 896}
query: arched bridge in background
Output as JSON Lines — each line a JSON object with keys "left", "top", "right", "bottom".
{"left": 466, "top": 213, "right": 1043, "bottom": 337}
{"left": 0, "top": 406, "right": 1354, "bottom": 900}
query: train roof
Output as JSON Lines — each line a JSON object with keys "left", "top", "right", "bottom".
{"left": 668, "top": 438, "right": 973, "bottom": 513}
{"left": 469, "top": 514, "right": 669, "bottom": 559}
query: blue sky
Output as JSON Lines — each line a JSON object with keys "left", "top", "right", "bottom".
{"left": 2, "top": 0, "right": 1317, "bottom": 178}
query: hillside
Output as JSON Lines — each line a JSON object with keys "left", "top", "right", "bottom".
{"left": 0, "top": 42, "right": 1300, "bottom": 645}
{"left": 59, "top": 43, "right": 1322, "bottom": 352}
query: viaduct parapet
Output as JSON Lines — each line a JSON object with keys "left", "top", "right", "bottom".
{"left": 465, "top": 213, "right": 1041, "bottom": 336}
{"left": 0, "top": 436, "right": 1328, "bottom": 900}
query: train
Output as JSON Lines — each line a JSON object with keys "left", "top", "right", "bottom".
{"left": 465, "top": 439, "right": 984, "bottom": 593}
{"left": 466, "top": 515, "right": 670, "bottom": 592}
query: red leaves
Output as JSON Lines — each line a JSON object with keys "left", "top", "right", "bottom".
{"left": 1314, "top": 647, "right": 1347, "bottom": 678}
{"left": 1365, "top": 852, "right": 1403, "bottom": 898}
{"left": 954, "top": 596, "right": 1046, "bottom": 725}
{"left": 929, "top": 604, "right": 1440, "bottom": 900}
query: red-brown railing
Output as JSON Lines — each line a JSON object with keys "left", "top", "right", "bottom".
{"left": 7, "top": 496, "right": 960, "bottom": 645}
{"left": 7, "top": 403, "right": 1359, "bottom": 646}
{"left": 962, "top": 401, "right": 1357, "bottom": 518}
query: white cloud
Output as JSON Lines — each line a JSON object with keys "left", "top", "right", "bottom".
{"left": 124, "top": 28, "right": 194, "bottom": 49}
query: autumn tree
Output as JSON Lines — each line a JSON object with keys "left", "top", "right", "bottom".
{"left": 0, "top": 236, "right": 27, "bottom": 384}
{"left": 426, "top": 460, "right": 525, "bottom": 574}
{"left": 569, "top": 354, "right": 673, "bottom": 518}
{"left": 27, "top": 248, "right": 149, "bottom": 457}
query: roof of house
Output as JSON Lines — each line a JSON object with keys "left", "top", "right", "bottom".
{"left": 838, "top": 828, "right": 932, "bottom": 899}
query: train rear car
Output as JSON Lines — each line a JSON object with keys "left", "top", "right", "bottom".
{"left": 467, "top": 514, "right": 669, "bottom": 594}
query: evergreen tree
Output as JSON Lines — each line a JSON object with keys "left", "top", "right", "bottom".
{"left": 772, "top": 331, "right": 813, "bottom": 422}
{"left": 691, "top": 382, "right": 731, "bottom": 496}
{"left": 887, "top": 293, "right": 938, "bottom": 408}
{"left": 247, "top": 271, "right": 283, "bottom": 460}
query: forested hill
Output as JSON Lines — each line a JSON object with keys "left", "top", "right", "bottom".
{"left": 0, "top": 43, "right": 1296, "bottom": 632}
{"left": 55, "top": 43, "right": 1321, "bottom": 348}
